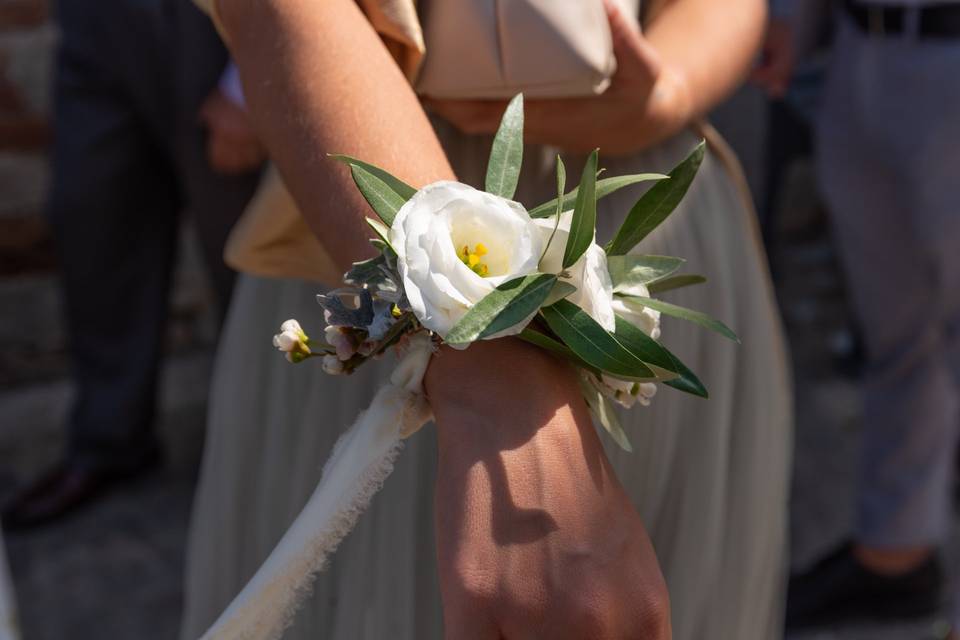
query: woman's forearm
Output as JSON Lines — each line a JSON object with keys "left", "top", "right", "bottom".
{"left": 645, "top": 0, "right": 767, "bottom": 121}
{"left": 217, "top": 0, "right": 454, "bottom": 271}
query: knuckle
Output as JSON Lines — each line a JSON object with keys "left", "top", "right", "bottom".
{"left": 452, "top": 564, "right": 497, "bottom": 605}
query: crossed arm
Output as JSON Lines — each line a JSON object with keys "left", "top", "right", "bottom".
{"left": 215, "top": 1, "right": 670, "bottom": 637}
{"left": 209, "top": 0, "right": 767, "bottom": 635}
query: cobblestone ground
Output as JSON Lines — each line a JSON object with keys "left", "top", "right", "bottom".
{"left": 2, "top": 171, "right": 957, "bottom": 639}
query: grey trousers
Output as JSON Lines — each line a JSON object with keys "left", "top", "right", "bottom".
{"left": 49, "top": 0, "right": 260, "bottom": 472}
{"left": 816, "top": 15, "right": 960, "bottom": 547}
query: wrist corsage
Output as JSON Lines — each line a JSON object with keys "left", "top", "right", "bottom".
{"left": 201, "top": 95, "right": 736, "bottom": 640}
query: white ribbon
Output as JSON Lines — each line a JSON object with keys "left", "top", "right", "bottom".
{"left": 199, "top": 334, "right": 434, "bottom": 640}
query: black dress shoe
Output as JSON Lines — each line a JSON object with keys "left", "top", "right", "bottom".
{"left": 786, "top": 541, "right": 943, "bottom": 630}
{"left": 1, "top": 452, "right": 161, "bottom": 531}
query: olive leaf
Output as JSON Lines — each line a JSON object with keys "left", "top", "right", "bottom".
{"left": 519, "top": 327, "right": 599, "bottom": 374}
{"left": 485, "top": 93, "right": 524, "bottom": 199}
{"left": 539, "top": 155, "right": 567, "bottom": 265}
{"left": 606, "top": 141, "right": 705, "bottom": 256}
{"left": 646, "top": 274, "right": 707, "bottom": 294}
{"left": 542, "top": 281, "right": 577, "bottom": 307}
{"left": 365, "top": 217, "right": 393, "bottom": 249}
{"left": 618, "top": 295, "right": 740, "bottom": 343}
{"left": 562, "top": 149, "right": 599, "bottom": 269}
{"left": 351, "top": 165, "right": 407, "bottom": 226}
{"left": 528, "top": 173, "right": 668, "bottom": 218}
{"left": 540, "top": 299, "right": 654, "bottom": 380}
{"left": 607, "top": 255, "right": 685, "bottom": 295}
{"left": 445, "top": 273, "right": 557, "bottom": 345}
{"left": 330, "top": 154, "right": 417, "bottom": 200}
{"left": 612, "top": 315, "right": 706, "bottom": 397}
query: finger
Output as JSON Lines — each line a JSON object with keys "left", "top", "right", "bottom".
{"left": 603, "top": 0, "right": 660, "bottom": 85}
{"left": 209, "top": 140, "right": 246, "bottom": 175}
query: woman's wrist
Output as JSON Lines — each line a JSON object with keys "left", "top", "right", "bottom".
{"left": 632, "top": 64, "right": 695, "bottom": 151}
{"left": 425, "top": 338, "right": 584, "bottom": 444}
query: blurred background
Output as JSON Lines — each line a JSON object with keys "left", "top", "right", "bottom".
{"left": 0, "top": 0, "right": 957, "bottom": 638}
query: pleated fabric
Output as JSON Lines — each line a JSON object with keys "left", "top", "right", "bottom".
{"left": 180, "top": 127, "right": 793, "bottom": 640}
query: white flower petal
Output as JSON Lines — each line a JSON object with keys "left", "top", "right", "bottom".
{"left": 280, "top": 319, "right": 303, "bottom": 334}
{"left": 391, "top": 180, "right": 542, "bottom": 338}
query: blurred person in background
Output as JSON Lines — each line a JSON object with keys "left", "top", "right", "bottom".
{"left": 756, "top": 0, "right": 960, "bottom": 629}
{"left": 752, "top": 1, "right": 868, "bottom": 373}
{"left": 1, "top": 0, "right": 264, "bottom": 530}
{"left": 751, "top": 0, "right": 829, "bottom": 251}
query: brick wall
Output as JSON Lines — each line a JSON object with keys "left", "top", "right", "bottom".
{"left": 0, "top": 0, "right": 54, "bottom": 277}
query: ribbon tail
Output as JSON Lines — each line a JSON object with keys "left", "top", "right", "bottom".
{"left": 199, "top": 383, "right": 409, "bottom": 640}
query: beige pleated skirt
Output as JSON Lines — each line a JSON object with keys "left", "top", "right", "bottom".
{"left": 179, "top": 127, "right": 793, "bottom": 640}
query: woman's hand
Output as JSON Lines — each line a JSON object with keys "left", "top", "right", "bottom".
{"left": 426, "top": 339, "right": 671, "bottom": 640}
{"left": 750, "top": 17, "right": 797, "bottom": 99}
{"left": 198, "top": 87, "right": 267, "bottom": 175}
{"left": 423, "top": 0, "right": 691, "bottom": 156}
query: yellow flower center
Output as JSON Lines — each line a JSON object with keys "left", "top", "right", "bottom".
{"left": 458, "top": 242, "right": 490, "bottom": 277}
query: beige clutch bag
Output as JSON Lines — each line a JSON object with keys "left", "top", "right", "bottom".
{"left": 216, "top": 0, "right": 644, "bottom": 285}
{"left": 415, "top": 0, "right": 625, "bottom": 99}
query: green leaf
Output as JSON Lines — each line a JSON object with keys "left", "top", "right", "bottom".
{"left": 562, "top": 149, "right": 599, "bottom": 269}
{"left": 351, "top": 165, "right": 407, "bottom": 226}
{"left": 647, "top": 274, "right": 707, "bottom": 294}
{"left": 528, "top": 173, "right": 668, "bottom": 218}
{"left": 365, "top": 217, "right": 393, "bottom": 249}
{"left": 519, "top": 327, "right": 599, "bottom": 374}
{"left": 485, "top": 93, "right": 524, "bottom": 199}
{"left": 607, "top": 255, "right": 685, "bottom": 294}
{"left": 612, "top": 315, "right": 707, "bottom": 397}
{"left": 619, "top": 295, "right": 740, "bottom": 343}
{"left": 540, "top": 299, "right": 654, "bottom": 380}
{"left": 329, "top": 154, "right": 417, "bottom": 200}
{"left": 606, "top": 141, "right": 705, "bottom": 256}
{"left": 369, "top": 238, "right": 391, "bottom": 254}
{"left": 663, "top": 370, "right": 709, "bottom": 398}
{"left": 445, "top": 273, "right": 556, "bottom": 344}
{"left": 542, "top": 280, "right": 577, "bottom": 307}
{"left": 539, "top": 155, "right": 567, "bottom": 264}
{"left": 579, "top": 377, "right": 633, "bottom": 452}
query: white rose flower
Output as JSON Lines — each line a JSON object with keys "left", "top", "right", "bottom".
{"left": 610, "top": 290, "right": 661, "bottom": 340}
{"left": 534, "top": 211, "right": 615, "bottom": 331}
{"left": 391, "top": 181, "right": 543, "bottom": 339}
